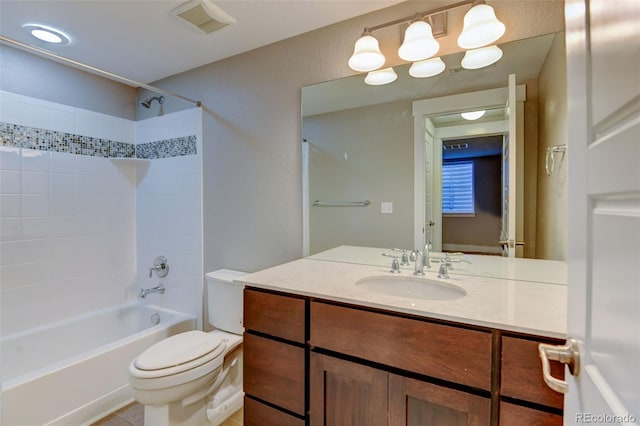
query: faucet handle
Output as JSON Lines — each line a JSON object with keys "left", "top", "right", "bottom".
{"left": 390, "top": 257, "right": 401, "bottom": 274}
{"left": 438, "top": 258, "right": 450, "bottom": 279}
{"left": 400, "top": 250, "right": 410, "bottom": 266}
{"left": 149, "top": 256, "right": 169, "bottom": 278}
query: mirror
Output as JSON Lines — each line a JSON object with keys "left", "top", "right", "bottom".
{"left": 302, "top": 32, "right": 568, "bottom": 270}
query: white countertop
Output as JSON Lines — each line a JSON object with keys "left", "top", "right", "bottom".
{"left": 240, "top": 249, "right": 568, "bottom": 339}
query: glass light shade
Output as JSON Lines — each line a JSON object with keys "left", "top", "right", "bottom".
{"left": 348, "top": 34, "right": 385, "bottom": 72}
{"left": 461, "top": 45, "right": 503, "bottom": 69}
{"left": 398, "top": 21, "right": 440, "bottom": 62}
{"left": 461, "top": 110, "right": 486, "bottom": 120}
{"left": 457, "top": 4, "right": 506, "bottom": 49}
{"left": 409, "top": 57, "right": 446, "bottom": 78}
{"left": 364, "top": 67, "right": 398, "bottom": 85}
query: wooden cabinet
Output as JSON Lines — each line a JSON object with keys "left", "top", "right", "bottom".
{"left": 244, "top": 287, "right": 564, "bottom": 425}
{"left": 389, "top": 374, "right": 491, "bottom": 426}
{"left": 243, "top": 288, "right": 307, "bottom": 424}
{"left": 500, "top": 335, "right": 564, "bottom": 425}
{"left": 310, "top": 353, "right": 388, "bottom": 426}
{"left": 310, "top": 301, "right": 492, "bottom": 390}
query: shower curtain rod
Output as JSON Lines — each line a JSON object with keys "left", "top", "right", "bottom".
{"left": 0, "top": 35, "right": 202, "bottom": 107}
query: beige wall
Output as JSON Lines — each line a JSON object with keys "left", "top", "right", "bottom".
{"left": 305, "top": 99, "right": 414, "bottom": 254}
{"left": 150, "top": 0, "right": 565, "bottom": 273}
{"left": 536, "top": 33, "right": 568, "bottom": 260}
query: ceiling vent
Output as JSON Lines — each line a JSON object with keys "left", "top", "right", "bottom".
{"left": 172, "top": 0, "right": 236, "bottom": 34}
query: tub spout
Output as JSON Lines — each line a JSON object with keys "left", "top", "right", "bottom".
{"left": 138, "top": 284, "right": 165, "bottom": 299}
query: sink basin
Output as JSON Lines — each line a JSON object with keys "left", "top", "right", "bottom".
{"left": 355, "top": 275, "right": 466, "bottom": 301}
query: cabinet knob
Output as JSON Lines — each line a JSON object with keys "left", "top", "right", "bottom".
{"left": 538, "top": 338, "right": 580, "bottom": 394}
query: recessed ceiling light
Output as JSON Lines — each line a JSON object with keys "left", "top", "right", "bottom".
{"left": 22, "top": 24, "right": 71, "bottom": 45}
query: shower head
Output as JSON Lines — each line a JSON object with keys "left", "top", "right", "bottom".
{"left": 140, "top": 96, "right": 165, "bottom": 109}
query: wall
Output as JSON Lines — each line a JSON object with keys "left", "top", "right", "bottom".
{"left": 135, "top": 108, "right": 204, "bottom": 327}
{"left": 0, "top": 90, "right": 137, "bottom": 335}
{"left": 150, "top": 0, "right": 565, "bottom": 273}
{"left": 0, "top": 46, "right": 136, "bottom": 119}
{"left": 536, "top": 33, "right": 568, "bottom": 260}
{"left": 304, "top": 99, "right": 413, "bottom": 254}
{"left": 442, "top": 156, "right": 502, "bottom": 254}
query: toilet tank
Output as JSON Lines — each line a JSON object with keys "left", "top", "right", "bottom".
{"left": 206, "top": 269, "right": 247, "bottom": 334}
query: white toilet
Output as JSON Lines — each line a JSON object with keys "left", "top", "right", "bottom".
{"left": 129, "top": 269, "right": 247, "bottom": 426}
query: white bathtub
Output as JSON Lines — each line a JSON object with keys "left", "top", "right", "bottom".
{"left": 1, "top": 303, "right": 195, "bottom": 426}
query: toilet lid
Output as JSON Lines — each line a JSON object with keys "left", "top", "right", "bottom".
{"left": 134, "top": 330, "right": 225, "bottom": 372}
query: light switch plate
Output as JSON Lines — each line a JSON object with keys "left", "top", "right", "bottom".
{"left": 381, "top": 202, "right": 393, "bottom": 214}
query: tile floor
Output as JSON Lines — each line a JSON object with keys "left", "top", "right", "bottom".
{"left": 92, "top": 402, "right": 242, "bottom": 426}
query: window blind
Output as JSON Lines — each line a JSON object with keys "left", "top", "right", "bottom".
{"left": 442, "top": 160, "right": 475, "bottom": 214}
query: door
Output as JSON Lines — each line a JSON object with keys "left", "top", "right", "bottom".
{"left": 543, "top": 0, "right": 640, "bottom": 422}
{"left": 499, "top": 74, "right": 518, "bottom": 257}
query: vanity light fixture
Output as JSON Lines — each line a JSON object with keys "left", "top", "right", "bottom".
{"left": 461, "top": 110, "right": 486, "bottom": 120}
{"left": 398, "top": 20, "right": 439, "bottom": 62}
{"left": 457, "top": 1, "right": 506, "bottom": 49}
{"left": 365, "top": 67, "right": 398, "bottom": 85}
{"left": 22, "top": 23, "right": 71, "bottom": 45}
{"left": 348, "top": 0, "right": 505, "bottom": 86}
{"left": 409, "top": 57, "right": 446, "bottom": 78}
{"left": 461, "top": 45, "right": 503, "bottom": 69}
{"left": 348, "top": 31, "right": 386, "bottom": 72}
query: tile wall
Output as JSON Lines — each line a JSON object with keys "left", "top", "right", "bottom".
{"left": 0, "top": 91, "right": 203, "bottom": 336}
{"left": 135, "top": 108, "right": 203, "bottom": 327}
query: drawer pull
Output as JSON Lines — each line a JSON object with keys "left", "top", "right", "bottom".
{"left": 538, "top": 338, "right": 580, "bottom": 394}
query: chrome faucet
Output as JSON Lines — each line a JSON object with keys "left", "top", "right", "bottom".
{"left": 438, "top": 255, "right": 452, "bottom": 279}
{"left": 423, "top": 241, "right": 432, "bottom": 269}
{"left": 138, "top": 284, "right": 165, "bottom": 299}
{"left": 414, "top": 250, "right": 425, "bottom": 276}
{"left": 149, "top": 256, "right": 169, "bottom": 278}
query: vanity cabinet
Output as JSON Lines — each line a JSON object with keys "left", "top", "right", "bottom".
{"left": 243, "top": 287, "right": 564, "bottom": 425}
{"left": 243, "top": 288, "right": 307, "bottom": 425}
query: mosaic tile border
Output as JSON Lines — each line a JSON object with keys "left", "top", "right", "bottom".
{"left": 0, "top": 122, "right": 197, "bottom": 160}
{"left": 136, "top": 135, "right": 198, "bottom": 159}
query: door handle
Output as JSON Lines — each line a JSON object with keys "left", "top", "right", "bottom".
{"left": 538, "top": 338, "right": 580, "bottom": 394}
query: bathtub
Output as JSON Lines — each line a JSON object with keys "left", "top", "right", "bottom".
{"left": 1, "top": 303, "right": 195, "bottom": 426}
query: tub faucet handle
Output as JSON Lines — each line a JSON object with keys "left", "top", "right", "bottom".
{"left": 149, "top": 256, "right": 169, "bottom": 278}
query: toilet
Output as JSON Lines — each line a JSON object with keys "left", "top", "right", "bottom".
{"left": 129, "top": 269, "right": 247, "bottom": 426}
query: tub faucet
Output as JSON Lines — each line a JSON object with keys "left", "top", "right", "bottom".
{"left": 138, "top": 284, "right": 165, "bottom": 299}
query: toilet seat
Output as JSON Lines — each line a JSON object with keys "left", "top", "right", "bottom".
{"left": 130, "top": 330, "right": 226, "bottom": 380}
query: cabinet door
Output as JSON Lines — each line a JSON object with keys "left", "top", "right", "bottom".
{"left": 310, "top": 353, "right": 387, "bottom": 426}
{"left": 389, "top": 374, "right": 490, "bottom": 426}
{"left": 500, "top": 402, "right": 562, "bottom": 426}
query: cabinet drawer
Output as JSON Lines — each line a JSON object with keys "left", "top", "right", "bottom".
{"left": 243, "top": 333, "right": 306, "bottom": 415}
{"left": 310, "top": 301, "right": 492, "bottom": 390}
{"left": 501, "top": 336, "right": 564, "bottom": 409}
{"left": 244, "top": 288, "right": 306, "bottom": 343}
{"left": 500, "top": 402, "right": 562, "bottom": 426}
{"left": 244, "top": 396, "right": 305, "bottom": 426}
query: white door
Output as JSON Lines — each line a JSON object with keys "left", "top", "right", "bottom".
{"left": 499, "top": 74, "right": 518, "bottom": 257}
{"left": 540, "top": 0, "right": 640, "bottom": 423}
